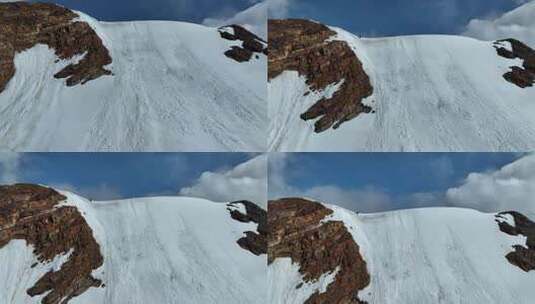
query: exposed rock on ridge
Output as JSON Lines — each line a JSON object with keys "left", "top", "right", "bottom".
{"left": 496, "top": 211, "right": 535, "bottom": 272}
{"left": 0, "top": 2, "right": 112, "bottom": 93}
{"left": 268, "top": 19, "right": 374, "bottom": 133}
{"left": 494, "top": 39, "right": 535, "bottom": 88}
{"left": 219, "top": 25, "right": 267, "bottom": 62}
{"left": 0, "top": 184, "right": 104, "bottom": 304}
{"left": 227, "top": 200, "right": 267, "bottom": 255}
{"left": 268, "top": 198, "right": 370, "bottom": 304}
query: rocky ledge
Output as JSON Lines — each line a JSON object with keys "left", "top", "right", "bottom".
{"left": 219, "top": 25, "right": 267, "bottom": 63}
{"left": 0, "top": 184, "right": 104, "bottom": 304}
{"left": 493, "top": 39, "right": 535, "bottom": 88}
{"left": 227, "top": 200, "right": 267, "bottom": 255}
{"left": 268, "top": 19, "right": 374, "bottom": 133}
{"left": 496, "top": 211, "right": 535, "bottom": 272}
{"left": 0, "top": 2, "right": 112, "bottom": 93}
{"left": 268, "top": 198, "right": 370, "bottom": 304}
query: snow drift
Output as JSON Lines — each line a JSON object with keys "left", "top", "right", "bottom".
{"left": 0, "top": 184, "right": 266, "bottom": 304}
{"left": 268, "top": 197, "right": 535, "bottom": 304}
{"left": 268, "top": 19, "right": 535, "bottom": 152}
{"left": 0, "top": 3, "right": 266, "bottom": 151}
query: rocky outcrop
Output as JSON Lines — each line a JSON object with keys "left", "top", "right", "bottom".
{"left": 496, "top": 211, "right": 535, "bottom": 272}
{"left": 0, "top": 184, "right": 104, "bottom": 304}
{"left": 219, "top": 25, "right": 267, "bottom": 62}
{"left": 493, "top": 39, "right": 535, "bottom": 88}
{"left": 227, "top": 201, "right": 267, "bottom": 255}
{"left": 268, "top": 198, "right": 370, "bottom": 304}
{"left": 268, "top": 19, "right": 374, "bottom": 133}
{"left": 0, "top": 2, "right": 112, "bottom": 93}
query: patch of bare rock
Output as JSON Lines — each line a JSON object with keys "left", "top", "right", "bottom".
{"left": 0, "top": 184, "right": 103, "bottom": 304}
{"left": 268, "top": 19, "right": 374, "bottom": 133}
{"left": 494, "top": 39, "right": 535, "bottom": 88}
{"left": 0, "top": 2, "right": 112, "bottom": 93}
{"left": 227, "top": 200, "right": 267, "bottom": 255}
{"left": 218, "top": 25, "right": 267, "bottom": 62}
{"left": 496, "top": 211, "right": 535, "bottom": 272}
{"left": 268, "top": 198, "right": 370, "bottom": 304}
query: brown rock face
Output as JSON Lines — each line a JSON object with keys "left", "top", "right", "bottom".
{"left": 0, "top": 2, "right": 112, "bottom": 93}
{"left": 219, "top": 25, "right": 267, "bottom": 62}
{"left": 493, "top": 39, "right": 535, "bottom": 88}
{"left": 496, "top": 211, "right": 535, "bottom": 272}
{"left": 0, "top": 184, "right": 104, "bottom": 304}
{"left": 268, "top": 198, "right": 370, "bottom": 304}
{"left": 227, "top": 201, "right": 267, "bottom": 255}
{"left": 268, "top": 19, "right": 374, "bottom": 133}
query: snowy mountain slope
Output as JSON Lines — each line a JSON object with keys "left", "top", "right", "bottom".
{"left": 268, "top": 21, "right": 535, "bottom": 152}
{"left": 269, "top": 198, "right": 535, "bottom": 304}
{"left": 0, "top": 185, "right": 266, "bottom": 304}
{"left": 0, "top": 5, "right": 266, "bottom": 151}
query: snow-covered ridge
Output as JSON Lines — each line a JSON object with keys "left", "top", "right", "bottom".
{"left": 0, "top": 185, "right": 266, "bottom": 304}
{"left": 269, "top": 20, "right": 535, "bottom": 151}
{"left": 269, "top": 198, "right": 535, "bottom": 304}
{"left": 0, "top": 4, "right": 266, "bottom": 152}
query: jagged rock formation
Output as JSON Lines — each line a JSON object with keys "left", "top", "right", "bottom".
{"left": 268, "top": 19, "right": 373, "bottom": 133}
{"left": 0, "top": 2, "right": 112, "bottom": 93}
{"left": 219, "top": 25, "right": 267, "bottom": 62}
{"left": 494, "top": 39, "right": 535, "bottom": 88}
{"left": 227, "top": 201, "right": 267, "bottom": 255}
{"left": 496, "top": 211, "right": 535, "bottom": 271}
{"left": 0, "top": 184, "right": 103, "bottom": 304}
{"left": 268, "top": 198, "right": 370, "bottom": 304}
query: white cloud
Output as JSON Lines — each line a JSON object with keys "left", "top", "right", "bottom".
{"left": 269, "top": 153, "right": 535, "bottom": 215}
{"left": 202, "top": 0, "right": 290, "bottom": 39}
{"left": 463, "top": 1, "right": 535, "bottom": 47}
{"left": 298, "top": 185, "right": 392, "bottom": 213}
{"left": 446, "top": 153, "right": 535, "bottom": 215}
{"left": 179, "top": 154, "right": 267, "bottom": 208}
{"left": 0, "top": 153, "right": 21, "bottom": 184}
{"left": 268, "top": 153, "right": 392, "bottom": 213}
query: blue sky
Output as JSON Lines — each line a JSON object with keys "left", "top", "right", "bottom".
{"left": 284, "top": 0, "right": 522, "bottom": 36}
{"left": 32, "top": 0, "right": 260, "bottom": 23}
{"left": 0, "top": 153, "right": 255, "bottom": 200}
{"left": 269, "top": 153, "right": 525, "bottom": 212}
{"left": 25, "top": 0, "right": 530, "bottom": 38}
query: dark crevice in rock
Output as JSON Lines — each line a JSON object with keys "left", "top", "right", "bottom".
{"left": 496, "top": 211, "right": 535, "bottom": 272}
{"left": 227, "top": 200, "right": 267, "bottom": 255}
{"left": 268, "top": 19, "right": 374, "bottom": 133}
{"left": 218, "top": 25, "right": 267, "bottom": 63}
{"left": 493, "top": 39, "right": 535, "bottom": 88}
{"left": 269, "top": 198, "right": 370, "bottom": 304}
{"left": 0, "top": 2, "right": 112, "bottom": 93}
{"left": 0, "top": 184, "right": 104, "bottom": 304}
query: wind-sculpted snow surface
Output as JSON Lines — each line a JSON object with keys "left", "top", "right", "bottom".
{"left": 0, "top": 184, "right": 266, "bottom": 304}
{"left": 269, "top": 198, "right": 535, "bottom": 304}
{"left": 268, "top": 19, "right": 535, "bottom": 151}
{"left": 0, "top": 4, "right": 266, "bottom": 151}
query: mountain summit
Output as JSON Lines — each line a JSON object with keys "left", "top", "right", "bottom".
{"left": 0, "top": 184, "right": 266, "bottom": 304}
{"left": 268, "top": 19, "right": 535, "bottom": 152}
{"left": 0, "top": 2, "right": 266, "bottom": 151}
{"left": 268, "top": 197, "right": 535, "bottom": 303}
